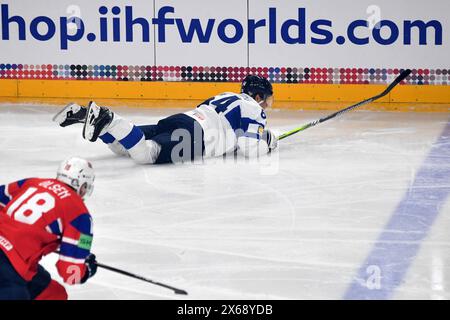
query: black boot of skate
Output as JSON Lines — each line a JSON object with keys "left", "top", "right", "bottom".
{"left": 82, "top": 101, "right": 114, "bottom": 142}
{"left": 52, "top": 103, "right": 87, "bottom": 127}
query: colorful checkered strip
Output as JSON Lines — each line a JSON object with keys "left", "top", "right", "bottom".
{"left": 0, "top": 63, "right": 448, "bottom": 85}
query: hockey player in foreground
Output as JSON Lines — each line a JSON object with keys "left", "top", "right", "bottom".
{"left": 0, "top": 157, "right": 97, "bottom": 300}
{"left": 53, "top": 75, "right": 278, "bottom": 164}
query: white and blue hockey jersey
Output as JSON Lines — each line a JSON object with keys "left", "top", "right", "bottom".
{"left": 185, "top": 92, "right": 270, "bottom": 158}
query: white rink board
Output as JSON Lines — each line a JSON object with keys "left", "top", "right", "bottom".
{"left": 0, "top": 0, "right": 156, "bottom": 65}
{"left": 248, "top": 0, "right": 449, "bottom": 69}
{"left": 0, "top": 0, "right": 448, "bottom": 69}
{"left": 154, "top": 0, "right": 248, "bottom": 67}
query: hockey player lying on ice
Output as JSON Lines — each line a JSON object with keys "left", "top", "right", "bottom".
{"left": 53, "top": 75, "right": 278, "bottom": 164}
{"left": 0, "top": 158, "right": 97, "bottom": 300}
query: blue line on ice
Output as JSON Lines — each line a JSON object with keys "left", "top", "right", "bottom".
{"left": 344, "top": 119, "right": 450, "bottom": 299}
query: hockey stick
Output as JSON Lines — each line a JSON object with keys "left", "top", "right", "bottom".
{"left": 96, "top": 262, "right": 189, "bottom": 295}
{"left": 54, "top": 251, "right": 188, "bottom": 295}
{"left": 277, "top": 69, "right": 412, "bottom": 141}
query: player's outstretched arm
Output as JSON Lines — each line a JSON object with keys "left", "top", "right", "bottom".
{"left": 237, "top": 134, "right": 271, "bottom": 158}
{"left": 236, "top": 102, "right": 277, "bottom": 157}
{"left": 56, "top": 214, "right": 96, "bottom": 285}
{"left": 236, "top": 119, "right": 277, "bottom": 157}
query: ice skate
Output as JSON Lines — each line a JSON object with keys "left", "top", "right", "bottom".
{"left": 82, "top": 101, "right": 114, "bottom": 142}
{"left": 52, "top": 103, "right": 87, "bottom": 127}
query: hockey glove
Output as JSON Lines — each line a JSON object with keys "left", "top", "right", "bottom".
{"left": 262, "top": 129, "right": 278, "bottom": 152}
{"left": 80, "top": 254, "right": 98, "bottom": 284}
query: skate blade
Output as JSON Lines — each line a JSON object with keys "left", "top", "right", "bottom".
{"left": 52, "top": 103, "right": 81, "bottom": 126}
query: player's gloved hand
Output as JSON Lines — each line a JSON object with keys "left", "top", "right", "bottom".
{"left": 80, "top": 254, "right": 98, "bottom": 284}
{"left": 262, "top": 129, "right": 278, "bottom": 152}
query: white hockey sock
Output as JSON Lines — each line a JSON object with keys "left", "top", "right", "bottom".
{"left": 99, "top": 114, "right": 161, "bottom": 164}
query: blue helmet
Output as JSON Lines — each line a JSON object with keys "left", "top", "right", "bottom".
{"left": 241, "top": 75, "right": 273, "bottom": 100}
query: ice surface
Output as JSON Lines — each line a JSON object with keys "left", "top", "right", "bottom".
{"left": 0, "top": 103, "right": 449, "bottom": 300}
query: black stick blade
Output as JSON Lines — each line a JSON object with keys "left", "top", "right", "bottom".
{"left": 175, "top": 289, "right": 189, "bottom": 295}
{"left": 383, "top": 68, "right": 412, "bottom": 95}
{"left": 394, "top": 69, "right": 412, "bottom": 84}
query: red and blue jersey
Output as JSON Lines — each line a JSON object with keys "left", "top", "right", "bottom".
{"left": 0, "top": 178, "right": 93, "bottom": 284}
